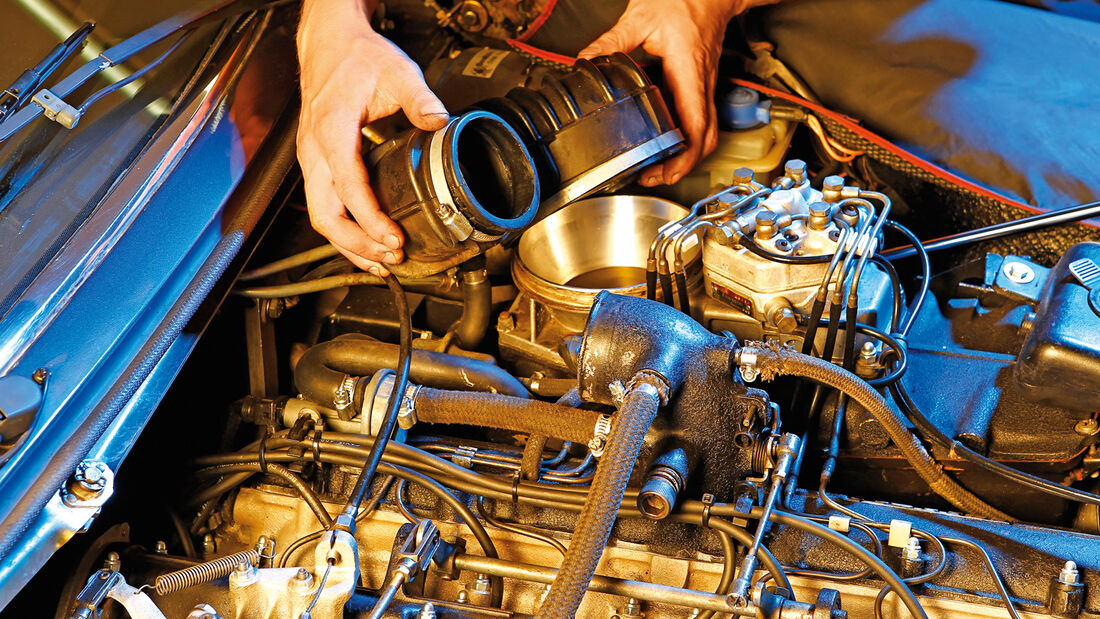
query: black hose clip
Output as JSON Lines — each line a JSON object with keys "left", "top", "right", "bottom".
{"left": 258, "top": 431, "right": 270, "bottom": 475}
{"left": 311, "top": 424, "right": 323, "bottom": 465}
{"left": 700, "top": 493, "right": 716, "bottom": 529}
{"left": 511, "top": 470, "right": 522, "bottom": 507}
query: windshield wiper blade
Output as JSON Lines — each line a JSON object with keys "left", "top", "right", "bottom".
{"left": 0, "top": 21, "right": 95, "bottom": 123}
{"left": 0, "top": 0, "right": 270, "bottom": 144}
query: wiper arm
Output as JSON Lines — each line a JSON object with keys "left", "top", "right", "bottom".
{"left": 0, "top": 21, "right": 95, "bottom": 123}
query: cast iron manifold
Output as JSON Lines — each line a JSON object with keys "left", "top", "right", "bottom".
{"left": 578, "top": 292, "right": 772, "bottom": 505}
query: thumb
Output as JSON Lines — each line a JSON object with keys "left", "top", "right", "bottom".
{"left": 578, "top": 18, "right": 646, "bottom": 59}
{"left": 396, "top": 70, "right": 449, "bottom": 131}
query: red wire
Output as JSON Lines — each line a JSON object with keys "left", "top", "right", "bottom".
{"left": 731, "top": 78, "right": 1073, "bottom": 221}
{"left": 514, "top": 0, "right": 558, "bottom": 43}
{"left": 505, "top": 39, "right": 576, "bottom": 65}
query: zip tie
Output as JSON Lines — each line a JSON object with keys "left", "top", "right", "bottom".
{"left": 828, "top": 514, "right": 851, "bottom": 533}
{"left": 888, "top": 519, "right": 913, "bottom": 548}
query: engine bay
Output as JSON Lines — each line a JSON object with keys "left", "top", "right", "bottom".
{"left": 29, "top": 34, "right": 1100, "bottom": 619}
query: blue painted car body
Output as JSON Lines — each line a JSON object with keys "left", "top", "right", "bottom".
{"left": 0, "top": 3, "right": 299, "bottom": 606}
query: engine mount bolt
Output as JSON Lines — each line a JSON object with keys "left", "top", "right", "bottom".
{"left": 1075, "top": 418, "right": 1099, "bottom": 436}
{"left": 1060, "top": 561, "right": 1079, "bottom": 585}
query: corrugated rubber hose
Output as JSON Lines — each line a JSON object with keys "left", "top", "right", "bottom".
{"left": 742, "top": 342, "right": 1012, "bottom": 522}
{"left": 415, "top": 388, "right": 601, "bottom": 445}
{"left": 535, "top": 379, "right": 663, "bottom": 619}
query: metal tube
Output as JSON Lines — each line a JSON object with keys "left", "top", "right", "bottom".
{"left": 452, "top": 554, "right": 750, "bottom": 615}
{"left": 882, "top": 199, "right": 1100, "bottom": 260}
{"left": 366, "top": 571, "right": 407, "bottom": 619}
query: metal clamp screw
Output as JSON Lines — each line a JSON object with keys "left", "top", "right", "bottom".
{"left": 589, "top": 414, "right": 614, "bottom": 458}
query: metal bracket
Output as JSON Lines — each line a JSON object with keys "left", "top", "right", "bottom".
{"left": 32, "top": 89, "right": 81, "bottom": 129}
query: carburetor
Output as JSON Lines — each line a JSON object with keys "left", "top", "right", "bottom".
{"left": 698, "top": 161, "right": 894, "bottom": 347}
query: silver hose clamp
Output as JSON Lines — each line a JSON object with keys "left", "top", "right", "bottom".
{"left": 588, "top": 414, "right": 614, "bottom": 458}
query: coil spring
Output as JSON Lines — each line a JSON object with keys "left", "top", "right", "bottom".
{"left": 155, "top": 549, "right": 259, "bottom": 595}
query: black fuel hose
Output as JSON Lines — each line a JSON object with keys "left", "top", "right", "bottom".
{"left": 414, "top": 387, "right": 601, "bottom": 445}
{"left": 536, "top": 381, "right": 662, "bottom": 619}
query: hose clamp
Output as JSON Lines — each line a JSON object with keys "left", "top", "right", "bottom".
{"left": 333, "top": 374, "right": 355, "bottom": 415}
{"left": 737, "top": 348, "right": 761, "bottom": 383}
{"left": 428, "top": 117, "right": 476, "bottom": 243}
{"left": 588, "top": 414, "right": 614, "bottom": 458}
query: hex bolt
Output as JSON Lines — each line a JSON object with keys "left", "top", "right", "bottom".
{"left": 103, "top": 552, "right": 121, "bottom": 572}
{"left": 290, "top": 568, "right": 314, "bottom": 594}
{"left": 456, "top": 587, "right": 470, "bottom": 604}
{"left": 65, "top": 461, "right": 109, "bottom": 503}
{"left": 861, "top": 341, "right": 877, "bottom": 361}
{"left": 809, "top": 202, "right": 832, "bottom": 231}
{"left": 417, "top": 603, "right": 438, "bottom": 619}
{"left": 1049, "top": 559, "right": 1085, "bottom": 617}
{"left": 468, "top": 574, "right": 493, "bottom": 606}
{"left": 755, "top": 211, "right": 778, "bottom": 241}
{"left": 903, "top": 537, "right": 921, "bottom": 561}
{"left": 202, "top": 534, "right": 216, "bottom": 555}
{"left": 154, "top": 541, "right": 167, "bottom": 555}
{"left": 784, "top": 159, "right": 807, "bottom": 184}
{"left": 1060, "top": 561, "right": 1080, "bottom": 585}
{"left": 732, "top": 167, "right": 755, "bottom": 186}
{"left": 822, "top": 175, "right": 845, "bottom": 202}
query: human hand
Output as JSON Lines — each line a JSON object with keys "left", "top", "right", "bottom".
{"left": 579, "top": 0, "right": 777, "bottom": 187}
{"left": 297, "top": 0, "right": 449, "bottom": 275}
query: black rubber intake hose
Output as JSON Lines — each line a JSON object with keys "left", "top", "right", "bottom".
{"left": 293, "top": 336, "right": 528, "bottom": 407}
{"left": 535, "top": 379, "right": 663, "bottom": 619}
{"left": 740, "top": 342, "right": 1011, "bottom": 522}
{"left": 414, "top": 387, "right": 600, "bottom": 445}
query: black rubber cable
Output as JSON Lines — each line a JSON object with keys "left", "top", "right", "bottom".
{"left": 890, "top": 378, "right": 1100, "bottom": 507}
{"left": 337, "top": 273, "right": 412, "bottom": 523}
{"left": 883, "top": 221, "right": 930, "bottom": 337}
{"left": 871, "top": 255, "right": 905, "bottom": 334}
{"left": 191, "top": 463, "right": 333, "bottom": 528}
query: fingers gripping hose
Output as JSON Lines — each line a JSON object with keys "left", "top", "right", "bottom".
{"left": 535, "top": 373, "right": 667, "bottom": 619}
{"left": 738, "top": 343, "right": 1011, "bottom": 522}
